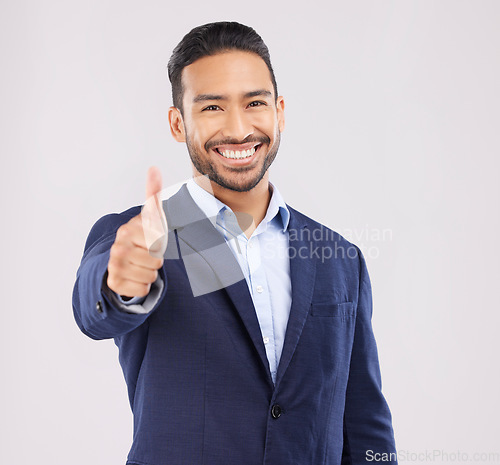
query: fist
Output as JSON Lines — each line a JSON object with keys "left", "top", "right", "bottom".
{"left": 106, "top": 166, "right": 168, "bottom": 298}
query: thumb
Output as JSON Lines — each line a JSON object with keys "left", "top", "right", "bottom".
{"left": 146, "top": 166, "right": 162, "bottom": 203}
{"left": 141, "top": 166, "right": 168, "bottom": 258}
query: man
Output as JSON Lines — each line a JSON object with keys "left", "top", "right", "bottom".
{"left": 73, "top": 21, "right": 397, "bottom": 465}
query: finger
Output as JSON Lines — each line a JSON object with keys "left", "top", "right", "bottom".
{"left": 115, "top": 217, "right": 149, "bottom": 251}
{"left": 142, "top": 167, "right": 168, "bottom": 257}
{"left": 109, "top": 278, "right": 152, "bottom": 299}
{"left": 146, "top": 166, "right": 162, "bottom": 202}
{"left": 108, "top": 258, "right": 159, "bottom": 285}
{"left": 111, "top": 241, "right": 164, "bottom": 269}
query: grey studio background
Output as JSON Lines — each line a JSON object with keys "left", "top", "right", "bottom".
{"left": 1, "top": 1, "right": 499, "bottom": 464}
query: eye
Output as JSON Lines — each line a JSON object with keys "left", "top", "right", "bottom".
{"left": 202, "top": 105, "right": 221, "bottom": 111}
{"left": 248, "top": 101, "right": 267, "bottom": 108}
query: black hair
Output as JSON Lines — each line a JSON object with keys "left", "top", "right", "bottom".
{"left": 167, "top": 21, "right": 278, "bottom": 114}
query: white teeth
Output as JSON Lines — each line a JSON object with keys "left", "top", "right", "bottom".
{"left": 218, "top": 146, "right": 257, "bottom": 159}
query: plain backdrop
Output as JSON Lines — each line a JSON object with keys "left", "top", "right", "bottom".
{"left": 1, "top": 1, "right": 499, "bottom": 464}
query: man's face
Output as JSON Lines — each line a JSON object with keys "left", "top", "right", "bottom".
{"left": 169, "top": 50, "right": 285, "bottom": 193}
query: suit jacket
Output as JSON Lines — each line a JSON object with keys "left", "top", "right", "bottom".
{"left": 72, "top": 183, "right": 397, "bottom": 465}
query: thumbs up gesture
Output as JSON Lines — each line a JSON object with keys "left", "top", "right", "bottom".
{"left": 107, "top": 167, "right": 168, "bottom": 298}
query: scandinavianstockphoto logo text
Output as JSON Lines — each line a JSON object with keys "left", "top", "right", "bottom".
{"left": 366, "top": 449, "right": 500, "bottom": 462}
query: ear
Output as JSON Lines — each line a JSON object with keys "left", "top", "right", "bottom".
{"left": 168, "top": 106, "right": 186, "bottom": 142}
{"left": 276, "top": 96, "right": 285, "bottom": 132}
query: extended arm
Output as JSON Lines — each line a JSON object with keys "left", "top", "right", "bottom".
{"left": 72, "top": 211, "right": 167, "bottom": 340}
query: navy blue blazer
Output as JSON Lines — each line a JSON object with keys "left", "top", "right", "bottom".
{"left": 72, "top": 183, "right": 397, "bottom": 465}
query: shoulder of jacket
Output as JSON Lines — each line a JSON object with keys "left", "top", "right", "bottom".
{"left": 286, "top": 204, "right": 358, "bottom": 250}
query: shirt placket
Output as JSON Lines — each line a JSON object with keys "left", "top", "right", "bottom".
{"left": 245, "top": 234, "right": 278, "bottom": 382}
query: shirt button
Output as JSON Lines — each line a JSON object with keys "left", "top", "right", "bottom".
{"left": 248, "top": 240, "right": 254, "bottom": 248}
{"left": 256, "top": 285, "right": 263, "bottom": 293}
{"left": 271, "top": 404, "right": 282, "bottom": 419}
{"left": 96, "top": 300, "right": 103, "bottom": 313}
{"left": 263, "top": 337, "right": 269, "bottom": 344}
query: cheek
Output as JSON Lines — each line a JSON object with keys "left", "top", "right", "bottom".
{"left": 186, "top": 128, "right": 209, "bottom": 149}
{"left": 252, "top": 113, "right": 278, "bottom": 135}
{"left": 192, "top": 119, "right": 222, "bottom": 143}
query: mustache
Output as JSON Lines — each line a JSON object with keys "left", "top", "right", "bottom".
{"left": 205, "top": 135, "right": 270, "bottom": 151}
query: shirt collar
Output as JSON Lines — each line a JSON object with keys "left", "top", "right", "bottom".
{"left": 265, "top": 181, "right": 290, "bottom": 232}
{"left": 186, "top": 177, "right": 290, "bottom": 233}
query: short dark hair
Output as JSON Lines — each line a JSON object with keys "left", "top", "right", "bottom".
{"left": 167, "top": 21, "right": 278, "bottom": 114}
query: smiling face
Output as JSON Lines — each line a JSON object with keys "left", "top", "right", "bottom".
{"left": 168, "top": 50, "right": 285, "bottom": 193}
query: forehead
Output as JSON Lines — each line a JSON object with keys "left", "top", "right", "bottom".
{"left": 181, "top": 51, "right": 274, "bottom": 102}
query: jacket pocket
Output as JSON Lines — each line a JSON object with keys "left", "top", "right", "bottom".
{"left": 310, "top": 301, "right": 354, "bottom": 317}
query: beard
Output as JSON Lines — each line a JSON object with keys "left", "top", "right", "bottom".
{"left": 185, "top": 130, "right": 281, "bottom": 193}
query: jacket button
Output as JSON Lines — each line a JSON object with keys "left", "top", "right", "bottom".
{"left": 96, "top": 300, "right": 103, "bottom": 313}
{"left": 271, "top": 404, "right": 282, "bottom": 419}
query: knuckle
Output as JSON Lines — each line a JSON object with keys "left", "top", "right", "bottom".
{"left": 111, "top": 243, "right": 127, "bottom": 258}
{"left": 153, "top": 257, "right": 164, "bottom": 269}
{"left": 133, "top": 283, "right": 149, "bottom": 298}
{"left": 149, "top": 269, "right": 158, "bottom": 283}
{"left": 106, "top": 275, "right": 120, "bottom": 292}
{"left": 140, "top": 283, "right": 151, "bottom": 296}
{"left": 107, "top": 262, "right": 116, "bottom": 276}
{"left": 117, "top": 224, "right": 130, "bottom": 239}
{"left": 108, "top": 256, "right": 122, "bottom": 271}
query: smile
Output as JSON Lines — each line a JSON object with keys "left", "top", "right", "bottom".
{"left": 217, "top": 147, "right": 256, "bottom": 159}
{"left": 212, "top": 142, "right": 262, "bottom": 162}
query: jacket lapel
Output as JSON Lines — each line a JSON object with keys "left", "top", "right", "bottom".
{"left": 275, "top": 208, "right": 317, "bottom": 387}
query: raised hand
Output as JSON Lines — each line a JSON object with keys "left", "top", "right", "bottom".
{"left": 106, "top": 167, "right": 168, "bottom": 298}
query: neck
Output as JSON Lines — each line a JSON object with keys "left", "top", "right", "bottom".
{"left": 193, "top": 171, "right": 272, "bottom": 238}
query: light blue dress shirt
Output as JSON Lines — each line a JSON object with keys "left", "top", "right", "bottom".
{"left": 109, "top": 178, "right": 292, "bottom": 384}
{"left": 186, "top": 178, "right": 292, "bottom": 383}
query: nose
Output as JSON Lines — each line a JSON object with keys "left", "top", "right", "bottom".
{"left": 221, "top": 108, "right": 253, "bottom": 141}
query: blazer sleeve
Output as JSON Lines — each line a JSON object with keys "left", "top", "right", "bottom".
{"left": 72, "top": 210, "right": 168, "bottom": 340}
{"left": 341, "top": 246, "right": 398, "bottom": 465}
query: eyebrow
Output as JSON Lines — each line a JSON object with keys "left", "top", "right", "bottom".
{"left": 192, "top": 89, "right": 273, "bottom": 104}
